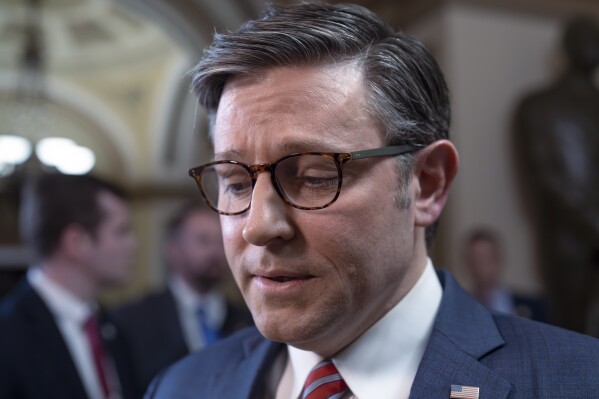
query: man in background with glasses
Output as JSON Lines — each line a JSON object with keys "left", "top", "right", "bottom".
{"left": 147, "top": 3, "right": 599, "bottom": 398}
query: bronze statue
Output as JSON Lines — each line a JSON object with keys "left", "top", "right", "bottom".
{"left": 514, "top": 16, "right": 599, "bottom": 335}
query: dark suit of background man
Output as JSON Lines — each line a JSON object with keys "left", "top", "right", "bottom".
{"left": 146, "top": 3, "right": 599, "bottom": 398}
{"left": 0, "top": 173, "right": 140, "bottom": 399}
{"left": 112, "top": 203, "right": 253, "bottom": 393}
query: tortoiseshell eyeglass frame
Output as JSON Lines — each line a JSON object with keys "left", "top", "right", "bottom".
{"left": 188, "top": 144, "right": 427, "bottom": 215}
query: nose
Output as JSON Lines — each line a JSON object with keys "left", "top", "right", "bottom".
{"left": 242, "top": 173, "right": 295, "bottom": 246}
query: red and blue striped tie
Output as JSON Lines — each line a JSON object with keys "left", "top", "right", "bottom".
{"left": 301, "top": 360, "right": 349, "bottom": 399}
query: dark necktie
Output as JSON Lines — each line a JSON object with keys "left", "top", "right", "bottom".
{"left": 83, "top": 314, "right": 111, "bottom": 399}
{"left": 196, "top": 307, "right": 221, "bottom": 345}
{"left": 301, "top": 359, "right": 349, "bottom": 399}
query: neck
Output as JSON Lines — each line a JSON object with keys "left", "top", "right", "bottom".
{"left": 177, "top": 272, "right": 214, "bottom": 296}
{"left": 40, "top": 259, "right": 98, "bottom": 302}
{"left": 473, "top": 284, "right": 500, "bottom": 300}
{"left": 190, "top": 282, "right": 212, "bottom": 296}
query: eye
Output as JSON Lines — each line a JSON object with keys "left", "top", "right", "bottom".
{"left": 285, "top": 167, "right": 339, "bottom": 201}
{"left": 297, "top": 174, "right": 339, "bottom": 188}
{"left": 220, "top": 174, "right": 252, "bottom": 196}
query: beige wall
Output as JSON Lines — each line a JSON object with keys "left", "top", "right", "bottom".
{"left": 421, "top": 2, "right": 567, "bottom": 293}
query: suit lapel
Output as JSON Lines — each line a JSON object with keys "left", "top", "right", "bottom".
{"left": 409, "top": 271, "right": 512, "bottom": 399}
{"left": 409, "top": 332, "right": 512, "bottom": 399}
{"left": 100, "top": 311, "right": 140, "bottom": 399}
{"left": 210, "top": 333, "right": 283, "bottom": 398}
{"left": 20, "top": 281, "right": 89, "bottom": 398}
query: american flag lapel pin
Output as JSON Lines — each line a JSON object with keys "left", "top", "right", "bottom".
{"left": 450, "top": 384, "right": 480, "bottom": 399}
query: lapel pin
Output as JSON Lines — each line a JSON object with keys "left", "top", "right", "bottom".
{"left": 450, "top": 384, "right": 479, "bottom": 399}
{"left": 101, "top": 323, "right": 117, "bottom": 340}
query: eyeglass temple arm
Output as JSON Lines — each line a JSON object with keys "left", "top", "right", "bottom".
{"left": 349, "top": 144, "right": 426, "bottom": 160}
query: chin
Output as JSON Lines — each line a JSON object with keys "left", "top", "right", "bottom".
{"left": 254, "top": 314, "right": 321, "bottom": 350}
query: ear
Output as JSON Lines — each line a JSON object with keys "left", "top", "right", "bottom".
{"left": 60, "top": 224, "right": 93, "bottom": 260}
{"left": 412, "top": 140, "right": 459, "bottom": 227}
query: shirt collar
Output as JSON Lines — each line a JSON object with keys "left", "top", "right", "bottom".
{"left": 285, "top": 258, "right": 442, "bottom": 399}
{"left": 27, "top": 266, "right": 95, "bottom": 326}
{"left": 168, "top": 274, "right": 227, "bottom": 329}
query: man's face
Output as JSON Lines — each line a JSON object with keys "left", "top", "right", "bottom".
{"left": 169, "top": 211, "right": 227, "bottom": 289}
{"left": 84, "top": 191, "right": 137, "bottom": 287}
{"left": 467, "top": 239, "right": 502, "bottom": 289}
{"left": 213, "top": 62, "right": 423, "bottom": 356}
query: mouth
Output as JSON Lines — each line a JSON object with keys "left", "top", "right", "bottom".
{"left": 251, "top": 271, "right": 315, "bottom": 291}
{"left": 267, "top": 276, "right": 297, "bottom": 282}
{"left": 259, "top": 274, "right": 314, "bottom": 282}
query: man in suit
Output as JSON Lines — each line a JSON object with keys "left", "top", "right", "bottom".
{"left": 464, "top": 228, "right": 548, "bottom": 322}
{"left": 112, "top": 203, "right": 253, "bottom": 393}
{"left": 146, "top": 3, "right": 599, "bottom": 398}
{"left": 0, "top": 173, "right": 140, "bottom": 399}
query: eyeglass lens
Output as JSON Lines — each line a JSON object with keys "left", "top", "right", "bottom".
{"left": 199, "top": 155, "right": 341, "bottom": 214}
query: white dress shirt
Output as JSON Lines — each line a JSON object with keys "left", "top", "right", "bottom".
{"left": 275, "top": 258, "right": 442, "bottom": 399}
{"left": 28, "top": 267, "right": 107, "bottom": 399}
{"left": 168, "top": 275, "right": 227, "bottom": 352}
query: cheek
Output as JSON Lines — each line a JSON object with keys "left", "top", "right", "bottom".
{"left": 220, "top": 215, "right": 240, "bottom": 241}
{"left": 325, "top": 203, "right": 407, "bottom": 279}
{"left": 305, "top": 215, "right": 371, "bottom": 282}
{"left": 220, "top": 218, "right": 244, "bottom": 265}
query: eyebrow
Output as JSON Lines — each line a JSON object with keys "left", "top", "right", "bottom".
{"left": 212, "top": 139, "right": 343, "bottom": 161}
{"left": 212, "top": 149, "right": 243, "bottom": 161}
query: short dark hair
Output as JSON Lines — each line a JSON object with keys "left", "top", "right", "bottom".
{"left": 20, "top": 173, "right": 127, "bottom": 257}
{"left": 166, "top": 201, "right": 213, "bottom": 241}
{"left": 465, "top": 228, "right": 503, "bottom": 259}
{"left": 190, "top": 2, "right": 450, "bottom": 247}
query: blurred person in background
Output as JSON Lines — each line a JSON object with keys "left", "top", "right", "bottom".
{"left": 112, "top": 202, "right": 253, "bottom": 393}
{"left": 0, "top": 173, "right": 139, "bottom": 399}
{"left": 464, "top": 228, "right": 548, "bottom": 322}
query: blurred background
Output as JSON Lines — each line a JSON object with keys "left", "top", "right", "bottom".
{"left": 1, "top": 0, "right": 598, "bottom": 333}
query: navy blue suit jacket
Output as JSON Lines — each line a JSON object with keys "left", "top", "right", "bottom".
{"left": 0, "top": 279, "right": 141, "bottom": 399}
{"left": 145, "top": 271, "right": 599, "bottom": 398}
{"left": 111, "top": 288, "right": 253, "bottom": 394}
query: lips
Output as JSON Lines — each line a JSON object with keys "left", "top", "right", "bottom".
{"left": 250, "top": 265, "right": 313, "bottom": 279}
{"left": 258, "top": 273, "right": 314, "bottom": 282}
{"left": 250, "top": 268, "right": 316, "bottom": 293}
{"left": 251, "top": 275, "right": 314, "bottom": 297}
{"left": 268, "top": 276, "right": 296, "bottom": 282}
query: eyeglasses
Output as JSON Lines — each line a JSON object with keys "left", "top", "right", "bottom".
{"left": 188, "top": 144, "right": 425, "bottom": 215}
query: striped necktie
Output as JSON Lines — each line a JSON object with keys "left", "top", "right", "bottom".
{"left": 301, "top": 359, "right": 349, "bottom": 399}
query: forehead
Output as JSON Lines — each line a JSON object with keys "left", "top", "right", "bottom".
{"left": 213, "top": 62, "right": 383, "bottom": 158}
